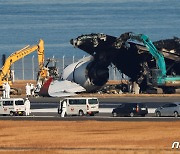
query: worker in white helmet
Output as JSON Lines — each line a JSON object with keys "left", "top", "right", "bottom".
{"left": 5, "top": 82, "right": 10, "bottom": 98}
{"left": 61, "top": 100, "right": 67, "bottom": 117}
{"left": 26, "top": 83, "right": 31, "bottom": 97}
{"left": 30, "top": 83, "right": 35, "bottom": 97}
{"left": 24, "top": 98, "right": 31, "bottom": 116}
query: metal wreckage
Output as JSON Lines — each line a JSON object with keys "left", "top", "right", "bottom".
{"left": 62, "top": 32, "right": 180, "bottom": 94}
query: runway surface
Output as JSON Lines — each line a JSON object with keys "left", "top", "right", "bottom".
{"left": 0, "top": 96, "right": 180, "bottom": 121}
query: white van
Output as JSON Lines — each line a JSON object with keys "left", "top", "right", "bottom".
{"left": 58, "top": 97, "right": 99, "bottom": 116}
{"left": 0, "top": 98, "right": 26, "bottom": 116}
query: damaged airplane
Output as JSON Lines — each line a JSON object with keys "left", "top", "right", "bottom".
{"left": 65, "top": 32, "right": 180, "bottom": 94}
{"left": 38, "top": 77, "right": 85, "bottom": 97}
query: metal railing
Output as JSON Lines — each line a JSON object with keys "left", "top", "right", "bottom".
{"left": 2, "top": 54, "right": 127, "bottom": 81}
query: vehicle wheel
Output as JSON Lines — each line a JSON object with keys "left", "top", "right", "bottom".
{"left": 130, "top": 112, "right": 134, "bottom": 117}
{"left": 22, "top": 112, "right": 26, "bottom": 116}
{"left": 141, "top": 114, "right": 146, "bottom": 117}
{"left": 112, "top": 112, "right": 117, "bottom": 117}
{"left": 156, "top": 111, "right": 161, "bottom": 117}
{"left": 79, "top": 110, "right": 84, "bottom": 116}
{"left": 174, "top": 111, "right": 178, "bottom": 117}
{"left": 10, "top": 111, "right": 14, "bottom": 116}
{"left": 90, "top": 113, "right": 94, "bottom": 116}
{"left": 22, "top": 112, "right": 25, "bottom": 116}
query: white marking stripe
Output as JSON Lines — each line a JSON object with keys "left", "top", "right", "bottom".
{"left": 31, "top": 108, "right": 57, "bottom": 113}
{"left": 31, "top": 108, "right": 156, "bottom": 113}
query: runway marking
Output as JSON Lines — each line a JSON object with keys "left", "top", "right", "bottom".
{"left": 31, "top": 108, "right": 57, "bottom": 113}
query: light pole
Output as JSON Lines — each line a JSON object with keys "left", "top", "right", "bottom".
{"left": 52, "top": 55, "right": 55, "bottom": 66}
{"left": 32, "top": 55, "right": 34, "bottom": 80}
{"left": 73, "top": 55, "right": 75, "bottom": 63}
{"left": 62, "top": 55, "right": 65, "bottom": 70}
{"left": 22, "top": 57, "right": 24, "bottom": 80}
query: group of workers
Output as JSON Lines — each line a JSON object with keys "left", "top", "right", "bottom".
{"left": 26, "top": 83, "right": 35, "bottom": 97}
{"left": 24, "top": 83, "right": 33, "bottom": 116}
{"left": 2, "top": 82, "right": 11, "bottom": 98}
{"left": 1, "top": 82, "right": 31, "bottom": 116}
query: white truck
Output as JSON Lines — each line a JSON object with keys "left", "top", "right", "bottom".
{"left": 0, "top": 98, "right": 25, "bottom": 116}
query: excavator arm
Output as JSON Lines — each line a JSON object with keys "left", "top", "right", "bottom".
{"left": 0, "top": 39, "right": 45, "bottom": 86}
{"left": 129, "top": 33, "right": 167, "bottom": 76}
{"left": 37, "top": 39, "right": 45, "bottom": 71}
{"left": 130, "top": 33, "right": 180, "bottom": 87}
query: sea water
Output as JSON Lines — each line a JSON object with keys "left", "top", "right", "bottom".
{"left": 0, "top": 0, "right": 179, "bottom": 79}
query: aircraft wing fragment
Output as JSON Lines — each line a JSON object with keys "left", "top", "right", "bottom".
{"left": 38, "top": 77, "right": 86, "bottom": 97}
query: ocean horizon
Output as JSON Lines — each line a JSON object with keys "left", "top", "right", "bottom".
{"left": 0, "top": 0, "right": 179, "bottom": 79}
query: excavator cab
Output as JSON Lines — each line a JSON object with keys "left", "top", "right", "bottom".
{"left": 37, "top": 58, "right": 60, "bottom": 86}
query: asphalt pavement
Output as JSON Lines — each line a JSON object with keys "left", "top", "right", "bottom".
{"left": 0, "top": 96, "right": 180, "bottom": 121}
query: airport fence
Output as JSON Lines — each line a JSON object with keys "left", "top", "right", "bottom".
{"left": 3, "top": 54, "right": 126, "bottom": 81}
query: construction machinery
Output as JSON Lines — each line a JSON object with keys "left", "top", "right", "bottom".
{"left": 129, "top": 33, "right": 180, "bottom": 92}
{"left": 0, "top": 39, "right": 58, "bottom": 94}
{"left": 37, "top": 57, "right": 59, "bottom": 86}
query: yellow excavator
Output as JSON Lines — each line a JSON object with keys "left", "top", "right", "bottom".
{"left": 0, "top": 39, "right": 54, "bottom": 94}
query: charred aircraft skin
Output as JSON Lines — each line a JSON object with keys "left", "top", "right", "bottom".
{"left": 114, "top": 32, "right": 180, "bottom": 92}
{"left": 70, "top": 32, "right": 180, "bottom": 93}
{"left": 153, "top": 37, "right": 180, "bottom": 77}
{"left": 69, "top": 34, "right": 117, "bottom": 92}
{"left": 153, "top": 37, "right": 180, "bottom": 54}
{"left": 113, "top": 32, "right": 153, "bottom": 86}
{"left": 70, "top": 33, "right": 116, "bottom": 67}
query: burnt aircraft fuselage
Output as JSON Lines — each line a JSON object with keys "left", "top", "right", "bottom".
{"left": 70, "top": 33, "right": 180, "bottom": 93}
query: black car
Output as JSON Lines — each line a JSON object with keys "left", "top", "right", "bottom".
{"left": 112, "top": 103, "right": 148, "bottom": 117}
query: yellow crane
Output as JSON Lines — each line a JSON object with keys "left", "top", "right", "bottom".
{"left": 0, "top": 39, "right": 49, "bottom": 94}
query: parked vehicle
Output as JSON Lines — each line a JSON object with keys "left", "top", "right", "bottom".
{"left": 0, "top": 98, "right": 25, "bottom": 116}
{"left": 155, "top": 103, "right": 180, "bottom": 117}
{"left": 112, "top": 103, "right": 148, "bottom": 117}
{"left": 58, "top": 97, "right": 99, "bottom": 116}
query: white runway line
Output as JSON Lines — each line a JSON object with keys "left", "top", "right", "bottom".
{"left": 31, "top": 108, "right": 57, "bottom": 113}
{"left": 31, "top": 108, "right": 156, "bottom": 113}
